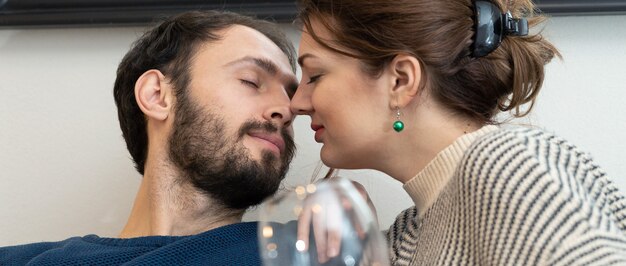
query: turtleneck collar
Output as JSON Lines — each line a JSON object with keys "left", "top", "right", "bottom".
{"left": 403, "top": 125, "right": 499, "bottom": 217}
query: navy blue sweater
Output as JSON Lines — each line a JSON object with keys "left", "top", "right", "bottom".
{"left": 0, "top": 222, "right": 261, "bottom": 265}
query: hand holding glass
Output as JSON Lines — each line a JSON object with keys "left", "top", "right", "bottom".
{"left": 259, "top": 177, "right": 390, "bottom": 266}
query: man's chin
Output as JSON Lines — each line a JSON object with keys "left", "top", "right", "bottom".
{"left": 260, "top": 151, "right": 285, "bottom": 173}
{"left": 242, "top": 144, "right": 279, "bottom": 165}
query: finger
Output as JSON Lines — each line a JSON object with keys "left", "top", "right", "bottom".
{"left": 326, "top": 196, "right": 344, "bottom": 259}
{"left": 350, "top": 180, "right": 379, "bottom": 227}
{"left": 351, "top": 181, "right": 368, "bottom": 200}
{"left": 296, "top": 203, "right": 312, "bottom": 253}
{"left": 342, "top": 196, "right": 366, "bottom": 239}
{"left": 341, "top": 197, "right": 353, "bottom": 210}
{"left": 311, "top": 203, "right": 328, "bottom": 263}
{"left": 353, "top": 211, "right": 366, "bottom": 240}
{"left": 327, "top": 223, "right": 342, "bottom": 258}
{"left": 368, "top": 199, "right": 379, "bottom": 225}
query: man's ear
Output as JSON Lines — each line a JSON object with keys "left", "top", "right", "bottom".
{"left": 134, "top": 69, "right": 172, "bottom": 121}
{"left": 387, "top": 54, "right": 422, "bottom": 108}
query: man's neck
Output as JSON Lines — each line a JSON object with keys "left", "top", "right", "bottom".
{"left": 119, "top": 161, "right": 243, "bottom": 238}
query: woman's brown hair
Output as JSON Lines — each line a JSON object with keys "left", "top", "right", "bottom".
{"left": 297, "top": 0, "right": 560, "bottom": 124}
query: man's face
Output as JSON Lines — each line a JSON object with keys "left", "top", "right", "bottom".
{"left": 168, "top": 25, "right": 298, "bottom": 210}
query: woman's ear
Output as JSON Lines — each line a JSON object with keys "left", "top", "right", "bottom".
{"left": 134, "top": 69, "right": 172, "bottom": 121}
{"left": 387, "top": 54, "right": 422, "bottom": 108}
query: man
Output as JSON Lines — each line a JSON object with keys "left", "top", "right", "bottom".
{"left": 1, "top": 10, "right": 298, "bottom": 265}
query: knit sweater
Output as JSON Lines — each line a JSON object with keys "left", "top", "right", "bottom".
{"left": 0, "top": 222, "right": 261, "bottom": 266}
{"left": 387, "top": 126, "right": 626, "bottom": 265}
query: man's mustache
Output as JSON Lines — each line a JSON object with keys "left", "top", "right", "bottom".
{"left": 238, "top": 120, "right": 280, "bottom": 137}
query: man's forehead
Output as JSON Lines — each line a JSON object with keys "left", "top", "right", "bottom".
{"left": 200, "top": 25, "right": 293, "bottom": 73}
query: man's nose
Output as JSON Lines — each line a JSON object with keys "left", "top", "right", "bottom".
{"left": 264, "top": 97, "right": 293, "bottom": 127}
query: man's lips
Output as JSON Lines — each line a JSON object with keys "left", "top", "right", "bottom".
{"left": 248, "top": 132, "right": 285, "bottom": 153}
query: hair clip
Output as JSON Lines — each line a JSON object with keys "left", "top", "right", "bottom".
{"left": 503, "top": 11, "right": 528, "bottom": 36}
{"left": 472, "top": 0, "right": 529, "bottom": 57}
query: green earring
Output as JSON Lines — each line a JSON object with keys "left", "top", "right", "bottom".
{"left": 393, "top": 107, "right": 404, "bottom": 132}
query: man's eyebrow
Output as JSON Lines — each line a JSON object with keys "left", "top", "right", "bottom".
{"left": 224, "top": 56, "right": 277, "bottom": 76}
{"left": 297, "top": 53, "right": 316, "bottom": 67}
{"left": 225, "top": 56, "right": 299, "bottom": 97}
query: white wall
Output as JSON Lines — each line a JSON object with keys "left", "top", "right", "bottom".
{"left": 1, "top": 15, "right": 625, "bottom": 247}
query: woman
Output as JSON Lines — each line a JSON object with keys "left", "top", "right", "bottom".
{"left": 290, "top": 0, "right": 626, "bottom": 265}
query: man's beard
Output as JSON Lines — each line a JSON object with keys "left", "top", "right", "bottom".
{"left": 168, "top": 95, "right": 295, "bottom": 210}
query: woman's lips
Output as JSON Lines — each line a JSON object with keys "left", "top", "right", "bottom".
{"left": 311, "top": 124, "right": 325, "bottom": 143}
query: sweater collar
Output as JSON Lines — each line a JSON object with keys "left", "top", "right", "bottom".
{"left": 403, "top": 125, "right": 499, "bottom": 217}
{"left": 82, "top": 222, "right": 258, "bottom": 247}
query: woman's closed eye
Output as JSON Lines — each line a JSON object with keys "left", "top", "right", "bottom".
{"left": 307, "top": 74, "right": 323, "bottom": 84}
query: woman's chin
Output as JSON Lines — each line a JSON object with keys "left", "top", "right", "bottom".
{"left": 321, "top": 147, "right": 360, "bottom": 170}
{"left": 320, "top": 147, "right": 340, "bottom": 168}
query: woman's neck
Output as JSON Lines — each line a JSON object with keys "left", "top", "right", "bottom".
{"left": 377, "top": 101, "right": 481, "bottom": 183}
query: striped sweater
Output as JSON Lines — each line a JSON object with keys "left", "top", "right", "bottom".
{"left": 387, "top": 125, "right": 626, "bottom": 265}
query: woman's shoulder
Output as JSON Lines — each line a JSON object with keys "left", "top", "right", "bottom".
{"left": 451, "top": 126, "right": 626, "bottom": 263}
{"left": 453, "top": 125, "right": 609, "bottom": 218}
{"left": 456, "top": 125, "right": 625, "bottom": 227}
{"left": 463, "top": 125, "right": 590, "bottom": 170}
{"left": 471, "top": 125, "right": 576, "bottom": 150}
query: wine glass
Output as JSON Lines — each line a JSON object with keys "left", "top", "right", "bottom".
{"left": 258, "top": 176, "right": 390, "bottom": 266}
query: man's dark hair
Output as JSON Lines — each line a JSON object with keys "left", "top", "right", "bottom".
{"left": 113, "top": 11, "right": 296, "bottom": 175}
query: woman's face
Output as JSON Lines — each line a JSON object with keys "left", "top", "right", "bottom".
{"left": 291, "top": 19, "right": 392, "bottom": 169}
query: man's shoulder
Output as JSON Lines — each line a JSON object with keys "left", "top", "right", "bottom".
{"left": 0, "top": 222, "right": 261, "bottom": 266}
{"left": 0, "top": 237, "right": 84, "bottom": 266}
{"left": 128, "top": 221, "right": 262, "bottom": 265}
